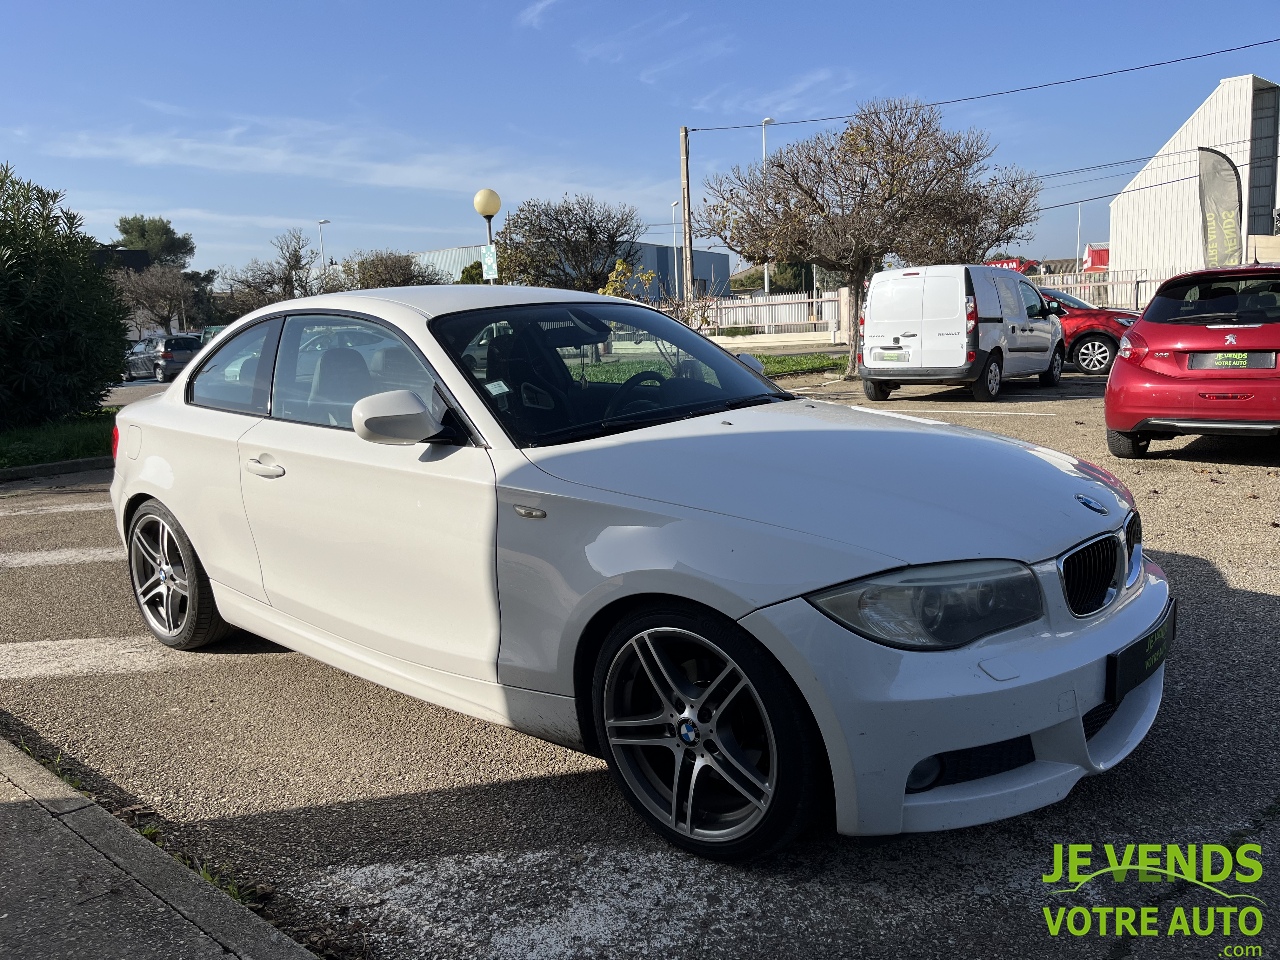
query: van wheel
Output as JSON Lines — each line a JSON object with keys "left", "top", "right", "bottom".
{"left": 1106, "top": 429, "right": 1150, "bottom": 459}
{"left": 970, "top": 354, "right": 1002, "bottom": 402}
{"left": 1039, "top": 345, "right": 1064, "bottom": 386}
{"left": 862, "top": 380, "right": 892, "bottom": 401}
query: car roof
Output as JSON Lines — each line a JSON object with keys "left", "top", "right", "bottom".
{"left": 1160, "top": 262, "right": 1280, "bottom": 288}
{"left": 261, "top": 285, "right": 619, "bottom": 320}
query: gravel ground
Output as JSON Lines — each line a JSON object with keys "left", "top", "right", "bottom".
{"left": 2, "top": 371, "right": 1278, "bottom": 960}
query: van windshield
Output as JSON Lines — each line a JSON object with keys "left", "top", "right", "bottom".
{"left": 1145, "top": 274, "right": 1280, "bottom": 324}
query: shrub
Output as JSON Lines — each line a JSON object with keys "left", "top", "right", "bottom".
{"left": 0, "top": 165, "right": 129, "bottom": 429}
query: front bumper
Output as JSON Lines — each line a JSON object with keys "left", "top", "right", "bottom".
{"left": 740, "top": 556, "right": 1171, "bottom": 836}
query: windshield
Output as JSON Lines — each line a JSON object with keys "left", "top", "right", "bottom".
{"left": 1145, "top": 274, "right": 1280, "bottom": 324}
{"left": 432, "top": 302, "right": 788, "bottom": 447}
{"left": 1041, "top": 289, "right": 1094, "bottom": 310}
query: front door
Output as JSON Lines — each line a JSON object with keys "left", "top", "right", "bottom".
{"left": 236, "top": 313, "right": 501, "bottom": 681}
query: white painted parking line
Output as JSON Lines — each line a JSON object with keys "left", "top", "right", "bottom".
{"left": 0, "top": 502, "right": 113, "bottom": 518}
{"left": 0, "top": 546, "right": 126, "bottom": 568}
{"left": 891, "top": 409, "right": 1058, "bottom": 417}
{"left": 0, "top": 635, "right": 165, "bottom": 679}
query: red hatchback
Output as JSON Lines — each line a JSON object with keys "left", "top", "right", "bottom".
{"left": 1105, "top": 265, "right": 1280, "bottom": 458}
{"left": 1039, "top": 288, "right": 1139, "bottom": 375}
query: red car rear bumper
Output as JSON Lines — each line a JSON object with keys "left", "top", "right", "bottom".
{"left": 1105, "top": 360, "right": 1280, "bottom": 434}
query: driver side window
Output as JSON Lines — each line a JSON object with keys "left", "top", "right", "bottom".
{"left": 1018, "top": 282, "right": 1043, "bottom": 319}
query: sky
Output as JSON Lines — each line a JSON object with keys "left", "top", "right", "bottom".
{"left": 1, "top": 1, "right": 1277, "bottom": 274}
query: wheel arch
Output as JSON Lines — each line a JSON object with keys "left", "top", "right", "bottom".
{"left": 1069, "top": 328, "right": 1119, "bottom": 353}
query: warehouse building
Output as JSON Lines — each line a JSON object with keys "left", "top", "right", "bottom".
{"left": 417, "top": 242, "right": 730, "bottom": 296}
{"left": 1110, "top": 74, "right": 1280, "bottom": 288}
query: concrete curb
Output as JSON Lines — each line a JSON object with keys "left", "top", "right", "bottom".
{"left": 0, "top": 736, "right": 315, "bottom": 960}
{"left": 0, "top": 457, "right": 114, "bottom": 483}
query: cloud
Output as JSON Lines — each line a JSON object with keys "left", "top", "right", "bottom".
{"left": 638, "top": 37, "right": 733, "bottom": 85}
{"left": 40, "top": 114, "right": 677, "bottom": 215}
{"left": 574, "top": 14, "right": 691, "bottom": 64}
{"left": 517, "top": 0, "right": 559, "bottom": 27}
{"left": 692, "top": 68, "right": 860, "bottom": 119}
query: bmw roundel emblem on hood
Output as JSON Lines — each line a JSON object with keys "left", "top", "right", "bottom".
{"left": 1075, "top": 494, "right": 1110, "bottom": 515}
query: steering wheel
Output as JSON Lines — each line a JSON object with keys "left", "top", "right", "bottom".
{"left": 603, "top": 370, "right": 667, "bottom": 418}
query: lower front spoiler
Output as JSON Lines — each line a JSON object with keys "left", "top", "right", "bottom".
{"left": 900, "top": 661, "right": 1164, "bottom": 832}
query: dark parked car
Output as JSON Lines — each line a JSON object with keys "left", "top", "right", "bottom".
{"left": 1038, "top": 288, "right": 1139, "bottom": 376}
{"left": 123, "top": 336, "right": 203, "bottom": 383}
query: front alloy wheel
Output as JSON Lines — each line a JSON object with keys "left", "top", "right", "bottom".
{"left": 1074, "top": 335, "right": 1116, "bottom": 376}
{"left": 594, "top": 606, "right": 825, "bottom": 860}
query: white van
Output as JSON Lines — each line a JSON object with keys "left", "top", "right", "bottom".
{"left": 858, "top": 264, "right": 1066, "bottom": 401}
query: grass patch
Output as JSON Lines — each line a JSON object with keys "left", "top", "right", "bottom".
{"left": 0, "top": 408, "right": 118, "bottom": 469}
{"left": 760, "top": 353, "right": 846, "bottom": 378}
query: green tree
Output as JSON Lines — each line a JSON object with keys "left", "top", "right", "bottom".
{"left": 458, "top": 260, "right": 484, "bottom": 284}
{"left": 496, "top": 194, "right": 643, "bottom": 292}
{"left": 113, "top": 215, "right": 196, "bottom": 268}
{"left": 0, "top": 165, "right": 130, "bottom": 429}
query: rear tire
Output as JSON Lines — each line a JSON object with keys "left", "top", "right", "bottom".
{"left": 970, "top": 353, "right": 1002, "bottom": 402}
{"left": 1039, "top": 345, "right": 1065, "bottom": 386}
{"left": 592, "top": 603, "right": 827, "bottom": 862}
{"left": 862, "top": 379, "right": 892, "bottom": 401}
{"left": 1106, "top": 429, "right": 1150, "bottom": 459}
{"left": 127, "top": 500, "right": 233, "bottom": 650}
{"left": 154, "top": 365, "right": 166, "bottom": 383}
{"left": 1072, "top": 335, "right": 1116, "bottom": 376}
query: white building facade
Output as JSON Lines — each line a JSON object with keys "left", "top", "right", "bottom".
{"left": 1110, "top": 74, "right": 1279, "bottom": 287}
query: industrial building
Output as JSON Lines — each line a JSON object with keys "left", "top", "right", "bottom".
{"left": 1110, "top": 74, "right": 1280, "bottom": 287}
{"left": 417, "top": 242, "right": 731, "bottom": 297}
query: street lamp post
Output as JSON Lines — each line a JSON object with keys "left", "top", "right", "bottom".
{"left": 317, "top": 219, "right": 330, "bottom": 291}
{"left": 761, "top": 118, "right": 774, "bottom": 294}
{"left": 473, "top": 189, "right": 502, "bottom": 284}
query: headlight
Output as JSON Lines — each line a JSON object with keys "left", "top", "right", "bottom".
{"left": 807, "top": 560, "right": 1043, "bottom": 650}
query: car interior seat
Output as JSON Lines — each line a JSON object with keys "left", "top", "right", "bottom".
{"left": 309, "top": 347, "right": 373, "bottom": 427}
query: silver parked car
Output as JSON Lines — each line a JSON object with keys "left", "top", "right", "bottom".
{"left": 123, "top": 336, "right": 203, "bottom": 383}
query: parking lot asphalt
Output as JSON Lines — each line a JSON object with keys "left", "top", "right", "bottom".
{"left": 2, "top": 370, "right": 1279, "bottom": 959}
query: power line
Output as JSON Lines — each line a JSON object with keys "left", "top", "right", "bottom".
{"left": 1037, "top": 175, "right": 1199, "bottom": 212}
{"left": 689, "top": 38, "right": 1280, "bottom": 133}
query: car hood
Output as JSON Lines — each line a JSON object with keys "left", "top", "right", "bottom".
{"left": 522, "top": 400, "right": 1132, "bottom": 566}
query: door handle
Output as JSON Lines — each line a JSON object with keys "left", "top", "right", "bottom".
{"left": 900, "top": 332, "right": 918, "bottom": 338}
{"left": 245, "top": 458, "right": 285, "bottom": 478}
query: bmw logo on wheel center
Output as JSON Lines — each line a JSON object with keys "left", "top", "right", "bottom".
{"left": 677, "top": 719, "right": 701, "bottom": 746}
{"left": 1075, "top": 494, "right": 1110, "bottom": 516}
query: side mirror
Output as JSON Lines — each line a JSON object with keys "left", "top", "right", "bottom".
{"left": 1047, "top": 300, "right": 1065, "bottom": 316}
{"left": 352, "top": 389, "right": 445, "bottom": 445}
{"left": 736, "top": 353, "right": 766, "bottom": 375}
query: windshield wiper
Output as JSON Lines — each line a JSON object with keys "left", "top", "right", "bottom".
{"left": 1166, "top": 312, "right": 1258, "bottom": 324}
{"left": 601, "top": 393, "right": 783, "bottom": 430}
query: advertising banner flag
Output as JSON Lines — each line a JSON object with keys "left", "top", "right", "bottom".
{"left": 1198, "top": 148, "right": 1243, "bottom": 268}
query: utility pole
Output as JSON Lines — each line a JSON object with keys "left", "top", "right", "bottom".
{"left": 680, "top": 126, "right": 694, "bottom": 303}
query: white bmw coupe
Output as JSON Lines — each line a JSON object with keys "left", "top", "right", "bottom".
{"left": 111, "top": 286, "right": 1174, "bottom": 860}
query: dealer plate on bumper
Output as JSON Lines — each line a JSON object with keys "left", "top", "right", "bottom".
{"left": 1106, "top": 600, "right": 1176, "bottom": 704}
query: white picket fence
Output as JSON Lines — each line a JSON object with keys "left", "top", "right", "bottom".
{"left": 702, "top": 291, "right": 841, "bottom": 337}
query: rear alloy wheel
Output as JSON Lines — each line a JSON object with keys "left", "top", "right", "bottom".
{"left": 1039, "top": 345, "right": 1065, "bottom": 386}
{"left": 153, "top": 365, "right": 166, "bottom": 383}
{"left": 970, "top": 353, "right": 1002, "bottom": 401}
{"left": 127, "top": 500, "right": 233, "bottom": 650}
{"left": 593, "top": 605, "right": 825, "bottom": 861}
{"left": 1107, "top": 429, "right": 1150, "bottom": 459}
{"left": 1073, "top": 335, "right": 1116, "bottom": 376}
{"left": 862, "top": 379, "right": 892, "bottom": 401}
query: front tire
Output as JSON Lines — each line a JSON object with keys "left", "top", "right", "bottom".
{"left": 127, "top": 500, "right": 232, "bottom": 650}
{"left": 1073, "top": 335, "right": 1116, "bottom": 376}
{"left": 970, "top": 353, "right": 1003, "bottom": 401}
{"left": 1039, "top": 345, "right": 1065, "bottom": 386}
{"left": 862, "top": 379, "right": 892, "bottom": 401}
{"left": 592, "top": 603, "right": 826, "bottom": 861}
{"left": 1106, "top": 429, "right": 1150, "bottom": 459}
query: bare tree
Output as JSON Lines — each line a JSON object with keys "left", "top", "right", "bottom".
{"left": 497, "top": 194, "right": 644, "bottom": 292}
{"left": 334, "top": 249, "right": 450, "bottom": 290}
{"left": 111, "top": 265, "right": 194, "bottom": 336}
{"left": 697, "top": 98, "right": 1040, "bottom": 372}
{"left": 219, "top": 228, "right": 319, "bottom": 316}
